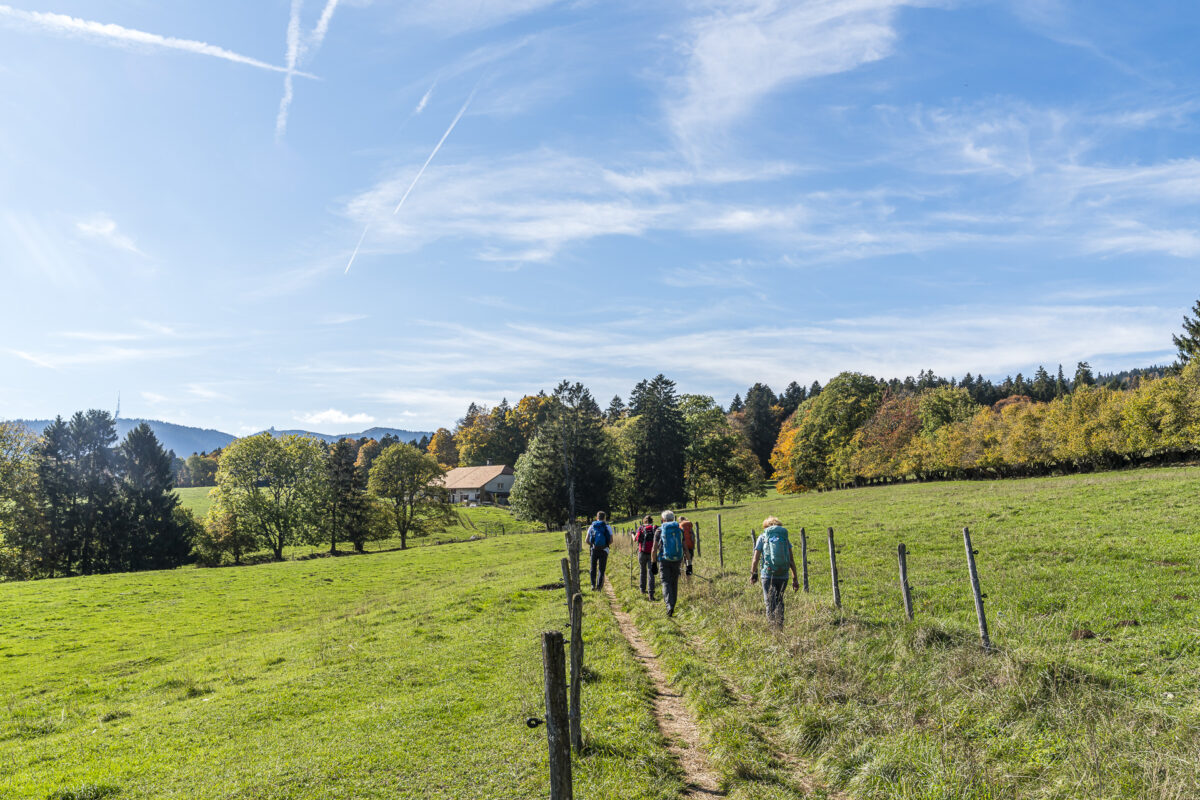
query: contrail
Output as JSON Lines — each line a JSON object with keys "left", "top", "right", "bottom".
{"left": 310, "top": 0, "right": 341, "bottom": 50}
{"left": 344, "top": 224, "right": 371, "bottom": 274}
{"left": 0, "top": 4, "right": 314, "bottom": 77}
{"left": 415, "top": 81, "right": 436, "bottom": 115}
{"left": 344, "top": 87, "right": 479, "bottom": 273}
{"left": 392, "top": 88, "right": 477, "bottom": 214}
{"left": 275, "top": 0, "right": 304, "bottom": 140}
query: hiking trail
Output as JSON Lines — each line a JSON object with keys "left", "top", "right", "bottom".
{"left": 603, "top": 582, "right": 724, "bottom": 797}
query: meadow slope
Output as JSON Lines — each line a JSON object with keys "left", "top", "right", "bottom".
{"left": 1, "top": 533, "right": 679, "bottom": 800}
{"left": 609, "top": 466, "right": 1200, "bottom": 799}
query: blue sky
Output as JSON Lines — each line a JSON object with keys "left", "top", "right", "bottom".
{"left": 1, "top": 0, "right": 1197, "bottom": 434}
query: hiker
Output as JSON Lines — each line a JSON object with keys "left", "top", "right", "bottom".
{"left": 634, "top": 515, "right": 657, "bottom": 599}
{"left": 679, "top": 515, "right": 695, "bottom": 576}
{"left": 586, "top": 512, "right": 614, "bottom": 590}
{"left": 751, "top": 516, "right": 799, "bottom": 627}
{"left": 652, "top": 510, "right": 685, "bottom": 617}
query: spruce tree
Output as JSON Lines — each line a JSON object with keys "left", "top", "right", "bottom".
{"left": 629, "top": 374, "right": 686, "bottom": 509}
{"left": 119, "top": 422, "right": 191, "bottom": 570}
{"left": 728, "top": 393, "right": 743, "bottom": 412}
{"left": 742, "top": 383, "right": 780, "bottom": 472}
{"left": 808, "top": 380, "right": 822, "bottom": 398}
{"left": 325, "top": 438, "right": 367, "bottom": 554}
{"left": 1074, "top": 361, "right": 1095, "bottom": 388}
{"left": 1173, "top": 298, "right": 1200, "bottom": 365}
{"left": 780, "top": 381, "right": 806, "bottom": 416}
{"left": 1055, "top": 364, "right": 1068, "bottom": 397}
{"left": 1031, "top": 366, "right": 1052, "bottom": 402}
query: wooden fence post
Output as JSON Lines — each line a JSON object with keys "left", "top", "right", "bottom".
{"left": 541, "top": 631, "right": 573, "bottom": 800}
{"left": 560, "top": 558, "right": 572, "bottom": 610}
{"left": 569, "top": 593, "right": 583, "bottom": 753}
{"left": 799, "top": 527, "right": 808, "bottom": 592}
{"left": 695, "top": 521, "right": 701, "bottom": 558}
{"left": 717, "top": 514, "right": 724, "bottom": 571}
{"left": 897, "top": 543, "right": 914, "bottom": 621}
{"left": 962, "top": 527, "right": 992, "bottom": 651}
{"left": 827, "top": 527, "right": 841, "bottom": 608}
{"left": 628, "top": 529, "right": 633, "bottom": 588}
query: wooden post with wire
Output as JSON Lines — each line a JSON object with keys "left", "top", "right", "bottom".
{"left": 898, "top": 542, "right": 914, "bottom": 620}
{"left": 799, "top": 527, "right": 808, "bottom": 592}
{"left": 541, "top": 631, "right": 573, "bottom": 800}
{"left": 569, "top": 593, "right": 583, "bottom": 753}
{"left": 560, "top": 558, "right": 572, "bottom": 610}
{"left": 717, "top": 514, "right": 724, "bottom": 571}
{"left": 827, "top": 527, "right": 841, "bottom": 608}
{"left": 963, "top": 527, "right": 992, "bottom": 650}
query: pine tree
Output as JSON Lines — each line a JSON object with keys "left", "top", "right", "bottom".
{"left": 741, "top": 383, "right": 780, "bottom": 472}
{"left": 605, "top": 395, "right": 626, "bottom": 422}
{"left": 119, "top": 422, "right": 191, "bottom": 570}
{"left": 1055, "top": 364, "right": 1068, "bottom": 397}
{"left": 629, "top": 375, "right": 686, "bottom": 509}
{"left": 1173, "top": 297, "right": 1200, "bottom": 365}
{"left": 325, "top": 438, "right": 367, "bottom": 554}
{"left": 808, "top": 380, "right": 822, "bottom": 398}
{"left": 1031, "top": 365, "right": 1052, "bottom": 402}
{"left": 728, "top": 393, "right": 743, "bottom": 412}
{"left": 1013, "top": 373, "right": 1029, "bottom": 397}
{"left": 1074, "top": 361, "right": 1095, "bottom": 388}
{"left": 780, "top": 381, "right": 806, "bottom": 416}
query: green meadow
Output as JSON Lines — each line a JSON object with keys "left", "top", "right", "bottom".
{"left": 610, "top": 466, "right": 1200, "bottom": 799}
{"left": 0, "top": 533, "right": 678, "bottom": 800}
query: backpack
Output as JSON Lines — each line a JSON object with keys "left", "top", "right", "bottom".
{"left": 761, "top": 526, "right": 791, "bottom": 577}
{"left": 637, "top": 525, "right": 656, "bottom": 553}
{"left": 659, "top": 521, "right": 683, "bottom": 562}
{"left": 589, "top": 521, "right": 611, "bottom": 549}
{"left": 680, "top": 521, "right": 694, "bottom": 549}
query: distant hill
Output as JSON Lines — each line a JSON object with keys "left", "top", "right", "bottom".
{"left": 11, "top": 418, "right": 235, "bottom": 457}
{"left": 260, "top": 427, "right": 434, "bottom": 445}
{"left": 8, "top": 419, "right": 434, "bottom": 457}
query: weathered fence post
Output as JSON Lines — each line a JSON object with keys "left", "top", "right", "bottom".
{"left": 897, "top": 543, "right": 914, "bottom": 620}
{"left": 827, "top": 527, "right": 841, "bottom": 608}
{"left": 799, "top": 527, "right": 808, "bottom": 592}
{"left": 962, "top": 527, "right": 992, "bottom": 650}
{"left": 694, "top": 521, "right": 701, "bottom": 558}
{"left": 560, "top": 558, "right": 572, "bottom": 610}
{"left": 628, "top": 529, "right": 633, "bottom": 588}
{"left": 569, "top": 593, "right": 583, "bottom": 753}
{"left": 717, "top": 514, "right": 724, "bottom": 571}
{"left": 541, "top": 631, "right": 573, "bottom": 800}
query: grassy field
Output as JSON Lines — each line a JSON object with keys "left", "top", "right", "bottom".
{"left": 609, "top": 466, "right": 1200, "bottom": 799}
{"left": 173, "top": 488, "right": 542, "bottom": 557}
{"left": 0, "top": 533, "right": 680, "bottom": 800}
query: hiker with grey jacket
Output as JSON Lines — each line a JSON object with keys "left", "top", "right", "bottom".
{"left": 652, "top": 510, "right": 685, "bottom": 617}
{"left": 751, "top": 516, "right": 799, "bottom": 627}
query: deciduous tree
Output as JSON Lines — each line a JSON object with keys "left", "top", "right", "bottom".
{"left": 368, "top": 443, "right": 451, "bottom": 549}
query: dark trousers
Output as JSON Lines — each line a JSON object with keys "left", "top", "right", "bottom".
{"left": 684, "top": 547, "right": 694, "bottom": 575}
{"left": 638, "top": 551, "right": 656, "bottom": 598}
{"left": 763, "top": 576, "right": 788, "bottom": 626}
{"left": 590, "top": 547, "right": 609, "bottom": 590}
{"left": 660, "top": 560, "right": 681, "bottom": 614}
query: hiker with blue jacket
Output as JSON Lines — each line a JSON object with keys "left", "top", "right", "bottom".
{"left": 586, "top": 511, "right": 615, "bottom": 590}
{"left": 651, "top": 510, "right": 685, "bottom": 617}
{"left": 751, "top": 516, "right": 799, "bottom": 627}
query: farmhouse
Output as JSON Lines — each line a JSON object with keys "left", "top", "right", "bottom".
{"left": 440, "top": 464, "right": 516, "bottom": 505}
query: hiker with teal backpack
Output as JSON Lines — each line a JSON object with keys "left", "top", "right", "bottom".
{"left": 652, "top": 510, "right": 685, "bottom": 617}
{"left": 751, "top": 516, "right": 799, "bottom": 627}
{"left": 586, "top": 511, "right": 615, "bottom": 590}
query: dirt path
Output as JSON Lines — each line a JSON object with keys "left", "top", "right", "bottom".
{"left": 603, "top": 582, "right": 724, "bottom": 797}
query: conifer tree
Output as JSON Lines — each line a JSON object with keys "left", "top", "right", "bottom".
{"left": 119, "top": 422, "right": 191, "bottom": 570}
{"left": 728, "top": 393, "right": 743, "bottom": 412}
{"left": 1173, "top": 297, "right": 1200, "bottom": 365}
{"left": 1074, "top": 361, "right": 1095, "bottom": 388}
{"left": 1031, "top": 365, "right": 1053, "bottom": 402}
{"left": 629, "top": 374, "right": 686, "bottom": 509}
{"left": 741, "top": 383, "right": 780, "bottom": 472}
{"left": 1055, "top": 364, "right": 1068, "bottom": 397}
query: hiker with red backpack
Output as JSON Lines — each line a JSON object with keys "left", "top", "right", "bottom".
{"left": 652, "top": 510, "right": 685, "bottom": 617}
{"left": 679, "top": 515, "right": 695, "bottom": 576}
{"left": 751, "top": 516, "right": 799, "bottom": 627}
{"left": 585, "top": 511, "right": 615, "bottom": 590}
{"left": 634, "top": 515, "right": 657, "bottom": 599}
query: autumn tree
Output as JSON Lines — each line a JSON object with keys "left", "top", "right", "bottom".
{"left": 680, "top": 395, "right": 764, "bottom": 506}
{"left": 427, "top": 427, "right": 459, "bottom": 467}
{"left": 368, "top": 443, "right": 452, "bottom": 549}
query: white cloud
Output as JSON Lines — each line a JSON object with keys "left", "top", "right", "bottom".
{"left": 669, "top": 0, "right": 931, "bottom": 150}
{"left": 75, "top": 214, "right": 143, "bottom": 254}
{"left": 298, "top": 408, "right": 376, "bottom": 428}
{"left": 0, "top": 4, "right": 312, "bottom": 76}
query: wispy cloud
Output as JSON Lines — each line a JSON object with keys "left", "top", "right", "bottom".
{"left": 298, "top": 408, "right": 375, "bottom": 428}
{"left": 669, "top": 0, "right": 931, "bottom": 151}
{"left": 0, "top": 4, "right": 313, "bottom": 76}
{"left": 75, "top": 214, "right": 143, "bottom": 255}
{"left": 415, "top": 82, "right": 435, "bottom": 115}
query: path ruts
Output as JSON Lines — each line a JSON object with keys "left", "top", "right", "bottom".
{"left": 604, "top": 580, "right": 850, "bottom": 800}
{"left": 603, "top": 582, "right": 723, "bottom": 797}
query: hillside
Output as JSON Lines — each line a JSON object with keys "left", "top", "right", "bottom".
{"left": 7, "top": 419, "right": 434, "bottom": 457}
